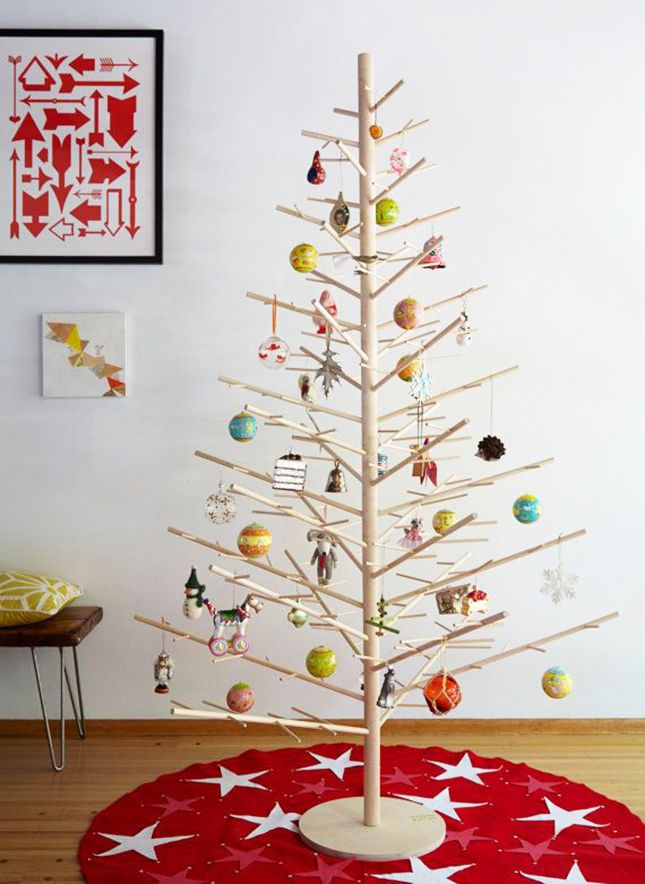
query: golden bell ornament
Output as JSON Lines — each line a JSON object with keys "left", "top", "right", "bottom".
{"left": 325, "top": 461, "right": 347, "bottom": 493}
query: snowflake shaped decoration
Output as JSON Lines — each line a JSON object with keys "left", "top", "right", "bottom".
{"left": 409, "top": 367, "right": 432, "bottom": 402}
{"left": 540, "top": 563, "right": 580, "bottom": 604}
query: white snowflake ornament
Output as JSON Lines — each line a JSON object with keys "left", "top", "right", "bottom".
{"left": 409, "top": 368, "right": 432, "bottom": 402}
{"left": 541, "top": 563, "right": 579, "bottom": 604}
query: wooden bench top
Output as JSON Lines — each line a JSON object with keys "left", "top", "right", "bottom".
{"left": 0, "top": 606, "right": 103, "bottom": 647}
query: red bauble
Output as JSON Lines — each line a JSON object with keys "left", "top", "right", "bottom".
{"left": 423, "top": 671, "right": 462, "bottom": 716}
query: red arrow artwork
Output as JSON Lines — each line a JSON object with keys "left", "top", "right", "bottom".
{"left": 59, "top": 73, "right": 139, "bottom": 95}
{"left": 70, "top": 198, "right": 101, "bottom": 227}
{"left": 43, "top": 107, "right": 91, "bottom": 131}
{"left": 89, "top": 90, "right": 104, "bottom": 147}
{"left": 12, "top": 112, "right": 45, "bottom": 168}
{"left": 88, "top": 146, "right": 138, "bottom": 159}
{"left": 78, "top": 228, "right": 106, "bottom": 237}
{"left": 49, "top": 218, "right": 75, "bottom": 241}
{"left": 8, "top": 55, "right": 22, "bottom": 123}
{"left": 99, "top": 57, "right": 138, "bottom": 72}
{"left": 88, "top": 157, "right": 126, "bottom": 185}
{"left": 104, "top": 189, "right": 124, "bottom": 236}
{"left": 69, "top": 53, "right": 96, "bottom": 76}
{"left": 22, "top": 95, "right": 86, "bottom": 106}
{"left": 23, "top": 191, "right": 49, "bottom": 237}
{"left": 9, "top": 150, "right": 19, "bottom": 239}
{"left": 21, "top": 167, "right": 52, "bottom": 191}
{"left": 125, "top": 160, "right": 140, "bottom": 238}
{"left": 51, "top": 134, "right": 73, "bottom": 210}
{"left": 107, "top": 95, "right": 136, "bottom": 147}
{"left": 74, "top": 188, "right": 102, "bottom": 199}
{"left": 76, "top": 137, "right": 85, "bottom": 183}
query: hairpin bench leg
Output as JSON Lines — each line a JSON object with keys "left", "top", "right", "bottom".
{"left": 30, "top": 646, "right": 65, "bottom": 772}
{"left": 64, "top": 645, "right": 86, "bottom": 740}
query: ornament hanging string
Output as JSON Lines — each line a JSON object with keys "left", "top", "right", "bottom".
{"left": 272, "top": 294, "right": 277, "bottom": 336}
{"left": 489, "top": 376, "right": 495, "bottom": 434}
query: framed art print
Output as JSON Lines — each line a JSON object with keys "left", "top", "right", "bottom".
{"left": 0, "top": 29, "right": 163, "bottom": 263}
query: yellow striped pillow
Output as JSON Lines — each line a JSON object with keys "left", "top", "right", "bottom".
{"left": 0, "top": 570, "right": 82, "bottom": 627}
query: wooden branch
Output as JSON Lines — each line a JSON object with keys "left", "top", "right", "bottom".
{"left": 335, "top": 140, "right": 366, "bottom": 176}
{"left": 276, "top": 204, "right": 325, "bottom": 227}
{"left": 371, "top": 238, "right": 442, "bottom": 300}
{"left": 194, "top": 450, "right": 272, "bottom": 483}
{"left": 373, "top": 611, "right": 509, "bottom": 671}
{"left": 218, "top": 375, "right": 360, "bottom": 425}
{"left": 171, "top": 706, "right": 369, "bottom": 735}
{"left": 209, "top": 561, "right": 368, "bottom": 641}
{"left": 370, "top": 78, "right": 404, "bottom": 111}
{"left": 228, "top": 482, "right": 367, "bottom": 549}
{"left": 452, "top": 612, "right": 619, "bottom": 676}
{"left": 311, "top": 297, "right": 368, "bottom": 361}
{"left": 388, "top": 529, "right": 588, "bottom": 605}
{"left": 370, "top": 157, "right": 426, "bottom": 205}
{"left": 291, "top": 435, "right": 362, "bottom": 482}
{"left": 379, "top": 117, "right": 430, "bottom": 145}
{"left": 372, "top": 418, "right": 469, "bottom": 486}
{"left": 379, "top": 365, "right": 519, "bottom": 423}
{"left": 309, "top": 196, "right": 361, "bottom": 209}
{"left": 388, "top": 553, "right": 471, "bottom": 625}
{"left": 373, "top": 316, "right": 462, "bottom": 391}
{"left": 376, "top": 205, "right": 461, "bottom": 239}
{"left": 299, "top": 346, "right": 362, "bottom": 391}
{"left": 246, "top": 291, "right": 360, "bottom": 331}
{"left": 291, "top": 707, "right": 341, "bottom": 735}
{"left": 372, "top": 513, "right": 477, "bottom": 579}
{"left": 167, "top": 526, "right": 363, "bottom": 609}
{"left": 202, "top": 700, "right": 247, "bottom": 728}
{"left": 246, "top": 404, "right": 365, "bottom": 455}
{"left": 333, "top": 107, "right": 358, "bottom": 118}
{"left": 380, "top": 649, "right": 442, "bottom": 725}
{"left": 321, "top": 220, "right": 362, "bottom": 260}
{"left": 301, "top": 128, "right": 359, "bottom": 148}
{"left": 309, "top": 269, "right": 361, "bottom": 300}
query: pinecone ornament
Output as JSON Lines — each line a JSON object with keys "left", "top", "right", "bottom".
{"left": 476, "top": 435, "right": 506, "bottom": 461}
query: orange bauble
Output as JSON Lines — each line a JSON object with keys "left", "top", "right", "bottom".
{"left": 423, "top": 671, "right": 462, "bottom": 716}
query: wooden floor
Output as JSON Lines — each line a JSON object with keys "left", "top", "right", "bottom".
{"left": 0, "top": 720, "right": 643, "bottom": 883}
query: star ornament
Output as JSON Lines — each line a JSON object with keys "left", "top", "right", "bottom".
{"left": 231, "top": 801, "right": 300, "bottom": 839}
{"left": 517, "top": 797, "right": 608, "bottom": 838}
{"left": 95, "top": 821, "right": 194, "bottom": 860}
{"left": 426, "top": 752, "right": 501, "bottom": 785}
{"left": 394, "top": 786, "right": 487, "bottom": 822}
{"left": 520, "top": 860, "right": 607, "bottom": 884}
{"left": 296, "top": 855, "right": 355, "bottom": 883}
{"left": 297, "top": 748, "right": 363, "bottom": 782}
{"left": 371, "top": 856, "right": 473, "bottom": 883}
{"left": 187, "top": 765, "right": 268, "bottom": 797}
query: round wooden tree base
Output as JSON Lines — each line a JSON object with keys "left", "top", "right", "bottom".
{"left": 298, "top": 796, "right": 446, "bottom": 862}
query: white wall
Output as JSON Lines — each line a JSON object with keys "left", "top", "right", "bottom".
{"left": 2, "top": 0, "right": 643, "bottom": 720}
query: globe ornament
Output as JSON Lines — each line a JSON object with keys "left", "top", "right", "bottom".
{"left": 542, "top": 666, "right": 573, "bottom": 699}
{"left": 423, "top": 671, "right": 462, "bottom": 716}
{"left": 226, "top": 682, "right": 256, "bottom": 713}
{"left": 290, "top": 243, "right": 318, "bottom": 273}
{"left": 237, "top": 523, "right": 272, "bottom": 558}
{"left": 205, "top": 482, "right": 236, "bottom": 525}
{"left": 375, "top": 198, "right": 399, "bottom": 226}
{"left": 306, "top": 645, "right": 337, "bottom": 679}
{"left": 228, "top": 411, "right": 258, "bottom": 442}
{"left": 396, "top": 353, "right": 422, "bottom": 382}
{"left": 258, "top": 335, "right": 289, "bottom": 369}
{"left": 432, "top": 509, "right": 457, "bottom": 535}
{"left": 288, "top": 607, "right": 309, "bottom": 629}
{"left": 513, "top": 494, "right": 541, "bottom": 524}
{"left": 393, "top": 297, "right": 424, "bottom": 330}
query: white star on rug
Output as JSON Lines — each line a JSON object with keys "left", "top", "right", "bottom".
{"left": 371, "top": 857, "right": 473, "bottom": 882}
{"left": 426, "top": 752, "right": 501, "bottom": 785}
{"left": 231, "top": 801, "right": 300, "bottom": 839}
{"left": 516, "top": 797, "right": 608, "bottom": 838}
{"left": 520, "top": 860, "right": 607, "bottom": 884}
{"left": 297, "top": 748, "right": 363, "bottom": 781}
{"left": 188, "top": 765, "right": 269, "bottom": 798}
{"left": 95, "top": 821, "right": 194, "bottom": 860}
{"left": 394, "top": 787, "right": 487, "bottom": 822}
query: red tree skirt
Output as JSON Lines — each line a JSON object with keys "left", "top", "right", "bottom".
{"left": 79, "top": 742, "right": 645, "bottom": 883}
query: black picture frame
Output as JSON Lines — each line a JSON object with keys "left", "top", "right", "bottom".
{"left": 0, "top": 28, "right": 163, "bottom": 264}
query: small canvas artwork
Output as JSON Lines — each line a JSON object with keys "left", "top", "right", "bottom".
{"left": 42, "top": 312, "right": 127, "bottom": 398}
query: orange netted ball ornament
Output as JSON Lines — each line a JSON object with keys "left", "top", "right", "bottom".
{"left": 423, "top": 671, "right": 462, "bottom": 716}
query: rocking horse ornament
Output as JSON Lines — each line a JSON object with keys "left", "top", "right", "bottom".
{"left": 206, "top": 593, "right": 264, "bottom": 657}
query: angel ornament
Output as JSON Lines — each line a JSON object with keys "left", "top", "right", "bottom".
{"left": 307, "top": 529, "right": 338, "bottom": 585}
{"left": 399, "top": 517, "right": 425, "bottom": 549}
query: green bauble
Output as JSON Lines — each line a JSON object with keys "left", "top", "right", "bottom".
{"left": 306, "top": 645, "right": 337, "bottom": 679}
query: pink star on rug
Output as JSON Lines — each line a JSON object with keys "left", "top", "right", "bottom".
{"left": 382, "top": 767, "right": 425, "bottom": 789}
{"left": 149, "top": 796, "right": 202, "bottom": 818}
{"left": 444, "top": 826, "right": 495, "bottom": 850}
{"left": 294, "top": 779, "right": 343, "bottom": 797}
{"left": 295, "top": 856, "right": 355, "bottom": 883}
{"left": 507, "top": 837, "right": 566, "bottom": 862}
{"left": 146, "top": 870, "right": 205, "bottom": 884}
{"left": 511, "top": 776, "right": 563, "bottom": 795}
{"left": 213, "top": 844, "right": 275, "bottom": 871}
{"left": 579, "top": 830, "right": 642, "bottom": 854}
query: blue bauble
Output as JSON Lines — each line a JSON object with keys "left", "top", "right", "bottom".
{"left": 228, "top": 411, "right": 258, "bottom": 442}
{"left": 513, "top": 493, "right": 541, "bottom": 524}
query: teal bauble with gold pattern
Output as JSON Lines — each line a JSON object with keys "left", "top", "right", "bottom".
{"left": 513, "top": 493, "right": 541, "bottom": 524}
{"left": 228, "top": 411, "right": 258, "bottom": 442}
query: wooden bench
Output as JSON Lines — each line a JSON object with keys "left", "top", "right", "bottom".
{"left": 0, "top": 605, "right": 103, "bottom": 771}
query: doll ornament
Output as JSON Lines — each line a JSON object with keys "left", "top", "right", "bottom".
{"left": 183, "top": 566, "right": 207, "bottom": 620}
{"left": 307, "top": 529, "right": 338, "bottom": 585}
{"left": 153, "top": 651, "right": 174, "bottom": 695}
{"left": 399, "top": 517, "right": 424, "bottom": 549}
{"left": 377, "top": 666, "right": 396, "bottom": 709}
